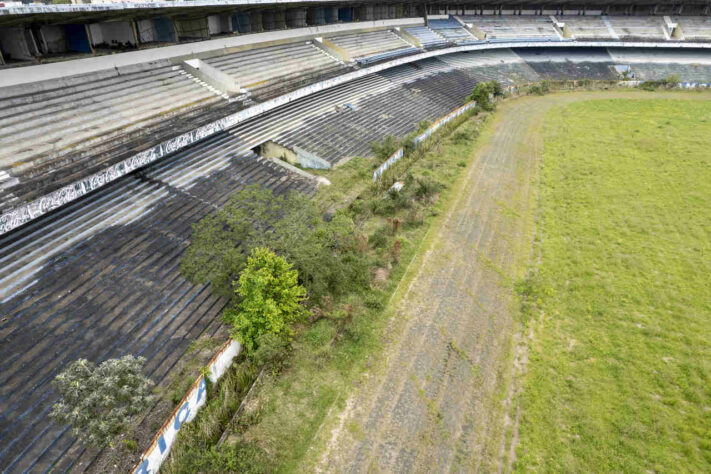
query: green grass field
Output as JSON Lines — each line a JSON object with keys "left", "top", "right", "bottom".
{"left": 516, "top": 98, "right": 711, "bottom": 472}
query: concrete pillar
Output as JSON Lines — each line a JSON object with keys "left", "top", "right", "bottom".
{"left": 275, "top": 10, "right": 286, "bottom": 29}
{"left": 286, "top": 8, "right": 307, "bottom": 28}
{"left": 250, "top": 11, "right": 263, "bottom": 33}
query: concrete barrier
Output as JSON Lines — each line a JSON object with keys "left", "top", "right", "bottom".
{"left": 373, "top": 101, "right": 477, "bottom": 182}
{"left": 132, "top": 339, "right": 241, "bottom": 474}
{"left": 182, "top": 58, "right": 244, "bottom": 96}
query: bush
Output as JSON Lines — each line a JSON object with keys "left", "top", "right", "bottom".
{"left": 50, "top": 356, "right": 153, "bottom": 448}
{"left": 413, "top": 175, "right": 443, "bottom": 199}
{"left": 182, "top": 186, "right": 370, "bottom": 306}
{"left": 467, "top": 80, "right": 503, "bottom": 111}
{"left": 371, "top": 135, "right": 399, "bottom": 161}
{"left": 250, "top": 333, "right": 289, "bottom": 367}
{"left": 223, "top": 248, "right": 306, "bottom": 353}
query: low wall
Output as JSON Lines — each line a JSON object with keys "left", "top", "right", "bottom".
{"left": 2, "top": 40, "right": 711, "bottom": 235}
{"left": 373, "top": 101, "right": 478, "bottom": 181}
{"left": 132, "top": 339, "right": 241, "bottom": 474}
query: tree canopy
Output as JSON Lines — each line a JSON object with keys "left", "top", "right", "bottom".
{"left": 224, "top": 247, "right": 306, "bottom": 352}
{"left": 50, "top": 355, "right": 153, "bottom": 448}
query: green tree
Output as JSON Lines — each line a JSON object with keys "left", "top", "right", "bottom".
{"left": 181, "top": 186, "right": 370, "bottom": 305}
{"left": 467, "top": 80, "right": 503, "bottom": 111}
{"left": 181, "top": 186, "right": 317, "bottom": 298}
{"left": 224, "top": 247, "right": 306, "bottom": 352}
{"left": 50, "top": 355, "right": 153, "bottom": 448}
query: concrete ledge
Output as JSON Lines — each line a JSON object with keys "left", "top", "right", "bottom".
{"left": 2, "top": 39, "right": 711, "bottom": 235}
{"left": 182, "top": 58, "right": 243, "bottom": 96}
{"left": 0, "top": 18, "right": 425, "bottom": 88}
{"left": 313, "top": 37, "right": 350, "bottom": 62}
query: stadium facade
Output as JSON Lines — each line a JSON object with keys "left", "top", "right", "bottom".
{"left": 1, "top": 0, "right": 710, "bottom": 472}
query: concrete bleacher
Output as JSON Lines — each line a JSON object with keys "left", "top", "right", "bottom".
{"left": 204, "top": 41, "right": 347, "bottom": 99}
{"left": 438, "top": 49, "right": 541, "bottom": 85}
{"left": 607, "top": 16, "right": 669, "bottom": 41}
{"left": 558, "top": 16, "right": 615, "bottom": 40}
{"left": 404, "top": 26, "right": 449, "bottom": 48}
{"left": 428, "top": 17, "right": 480, "bottom": 44}
{"left": 327, "top": 29, "right": 413, "bottom": 59}
{"left": 514, "top": 47, "right": 618, "bottom": 80}
{"left": 461, "top": 15, "right": 560, "bottom": 41}
{"left": 607, "top": 47, "right": 711, "bottom": 82}
{"left": 0, "top": 60, "right": 234, "bottom": 213}
{"left": 675, "top": 17, "right": 711, "bottom": 42}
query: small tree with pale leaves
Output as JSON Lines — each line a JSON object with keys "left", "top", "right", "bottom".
{"left": 50, "top": 355, "right": 154, "bottom": 448}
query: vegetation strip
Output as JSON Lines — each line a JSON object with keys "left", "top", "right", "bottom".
{"left": 159, "top": 85, "right": 497, "bottom": 473}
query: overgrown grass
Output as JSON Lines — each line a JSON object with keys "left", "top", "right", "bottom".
{"left": 163, "top": 106, "right": 493, "bottom": 472}
{"left": 515, "top": 99, "right": 711, "bottom": 471}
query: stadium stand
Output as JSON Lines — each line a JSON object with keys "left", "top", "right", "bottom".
{"left": 675, "top": 17, "right": 711, "bottom": 42}
{"left": 327, "top": 29, "right": 413, "bottom": 59}
{"left": 514, "top": 47, "right": 619, "bottom": 80}
{"left": 438, "top": 49, "right": 541, "bottom": 85}
{"left": 3, "top": 9, "right": 711, "bottom": 473}
{"left": 355, "top": 46, "right": 421, "bottom": 65}
{"left": 556, "top": 16, "right": 615, "bottom": 40}
{"left": 0, "top": 145, "right": 315, "bottom": 472}
{"left": 203, "top": 41, "right": 348, "bottom": 100}
{"left": 0, "top": 60, "right": 239, "bottom": 214}
{"left": 607, "top": 16, "right": 670, "bottom": 41}
{"left": 607, "top": 47, "right": 711, "bottom": 82}
{"left": 461, "top": 15, "right": 561, "bottom": 41}
{"left": 428, "top": 17, "right": 481, "bottom": 44}
{"left": 404, "top": 26, "right": 449, "bottom": 48}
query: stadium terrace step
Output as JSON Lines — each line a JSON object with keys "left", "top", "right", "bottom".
{"left": 356, "top": 47, "right": 421, "bottom": 65}
{"left": 327, "top": 30, "right": 414, "bottom": 59}
{"left": 674, "top": 17, "right": 711, "bottom": 42}
{"left": 403, "top": 26, "right": 449, "bottom": 48}
{"left": 607, "top": 16, "right": 670, "bottom": 41}
{"left": 460, "top": 15, "right": 560, "bottom": 41}
{"left": 203, "top": 41, "right": 348, "bottom": 99}
{"left": 428, "top": 17, "right": 480, "bottom": 44}
{"left": 558, "top": 16, "right": 615, "bottom": 40}
{"left": 0, "top": 60, "right": 240, "bottom": 214}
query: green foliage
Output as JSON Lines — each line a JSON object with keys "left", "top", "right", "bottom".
{"left": 638, "top": 75, "right": 681, "bottom": 91}
{"left": 224, "top": 248, "right": 306, "bottom": 352}
{"left": 467, "top": 80, "right": 503, "bottom": 110}
{"left": 250, "top": 333, "right": 289, "bottom": 367}
{"left": 529, "top": 80, "right": 552, "bottom": 96}
{"left": 167, "top": 443, "right": 267, "bottom": 473}
{"left": 182, "top": 186, "right": 370, "bottom": 305}
{"left": 50, "top": 356, "right": 153, "bottom": 448}
{"left": 370, "top": 135, "right": 399, "bottom": 161}
{"left": 181, "top": 185, "right": 313, "bottom": 298}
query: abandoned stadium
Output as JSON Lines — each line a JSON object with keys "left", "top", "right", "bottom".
{"left": 0, "top": 0, "right": 710, "bottom": 472}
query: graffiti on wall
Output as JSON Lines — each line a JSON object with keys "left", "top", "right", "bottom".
{"left": 132, "top": 339, "right": 241, "bottom": 474}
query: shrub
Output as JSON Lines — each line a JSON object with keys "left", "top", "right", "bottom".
{"left": 467, "top": 80, "right": 503, "bottom": 111}
{"left": 371, "top": 135, "right": 399, "bottom": 161}
{"left": 413, "top": 175, "right": 443, "bottom": 199}
{"left": 182, "top": 186, "right": 370, "bottom": 306}
{"left": 50, "top": 356, "right": 153, "bottom": 448}
{"left": 223, "top": 248, "right": 306, "bottom": 353}
{"left": 369, "top": 226, "right": 390, "bottom": 249}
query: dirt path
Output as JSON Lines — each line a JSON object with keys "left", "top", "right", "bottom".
{"left": 313, "top": 90, "right": 711, "bottom": 474}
